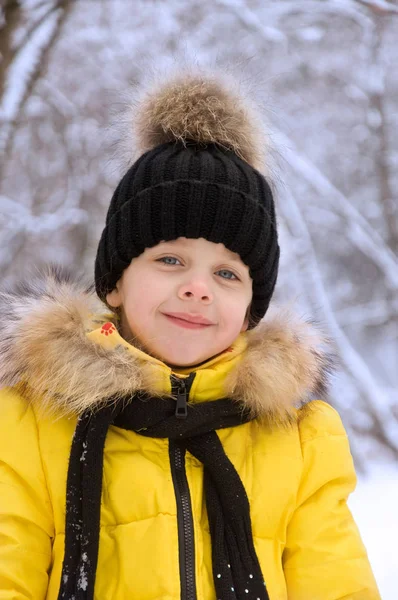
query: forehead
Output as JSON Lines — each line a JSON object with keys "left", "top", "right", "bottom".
{"left": 155, "top": 237, "right": 243, "bottom": 263}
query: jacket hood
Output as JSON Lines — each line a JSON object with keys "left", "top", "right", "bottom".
{"left": 0, "top": 266, "right": 336, "bottom": 424}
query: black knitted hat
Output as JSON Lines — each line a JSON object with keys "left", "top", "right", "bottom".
{"left": 95, "top": 71, "right": 280, "bottom": 327}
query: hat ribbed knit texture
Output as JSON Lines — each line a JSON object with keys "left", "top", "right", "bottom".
{"left": 95, "top": 141, "right": 279, "bottom": 326}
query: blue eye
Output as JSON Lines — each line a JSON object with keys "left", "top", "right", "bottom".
{"left": 217, "top": 269, "right": 238, "bottom": 280}
{"left": 157, "top": 256, "right": 181, "bottom": 265}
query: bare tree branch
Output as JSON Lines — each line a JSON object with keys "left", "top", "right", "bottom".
{"left": 334, "top": 300, "right": 395, "bottom": 328}
{"left": 278, "top": 185, "right": 398, "bottom": 454}
{"left": 0, "top": 0, "right": 71, "bottom": 172}
{"left": 0, "top": 0, "right": 20, "bottom": 99}
{"left": 365, "top": 17, "right": 398, "bottom": 255}
{"left": 217, "top": 0, "right": 375, "bottom": 38}
{"left": 275, "top": 130, "right": 398, "bottom": 290}
{"left": 355, "top": 0, "right": 398, "bottom": 15}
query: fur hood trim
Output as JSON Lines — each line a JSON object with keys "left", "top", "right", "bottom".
{"left": 0, "top": 267, "right": 336, "bottom": 422}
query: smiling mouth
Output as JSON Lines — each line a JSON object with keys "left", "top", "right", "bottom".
{"left": 163, "top": 314, "right": 214, "bottom": 330}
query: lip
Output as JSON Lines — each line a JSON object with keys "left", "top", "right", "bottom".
{"left": 162, "top": 312, "right": 215, "bottom": 329}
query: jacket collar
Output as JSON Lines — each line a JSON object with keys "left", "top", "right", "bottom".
{"left": 86, "top": 321, "right": 249, "bottom": 403}
{"left": 0, "top": 266, "right": 335, "bottom": 424}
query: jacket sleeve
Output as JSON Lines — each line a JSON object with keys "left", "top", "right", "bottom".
{"left": 0, "top": 387, "right": 54, "bottom": 599}
{"left": 282, "top": 400, "right": 380, "bottom": 600}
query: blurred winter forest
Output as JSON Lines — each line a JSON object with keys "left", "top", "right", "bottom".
{"left": 0, "top": 0, "right": 397, "bottom": 470}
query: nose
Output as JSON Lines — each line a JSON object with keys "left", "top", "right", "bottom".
{"left": 177, "top": 278, "right": 213, "bottom": 304}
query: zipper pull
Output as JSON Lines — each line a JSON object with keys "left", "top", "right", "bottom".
{"left": 175, "top": 381, "right": 188, "bottom": 419}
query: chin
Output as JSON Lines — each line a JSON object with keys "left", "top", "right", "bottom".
{"left": 163, "top": 354, "right": 204, "bottom": 368}
{"left": 156, "top": 347, "right": 210, "bottom": 368}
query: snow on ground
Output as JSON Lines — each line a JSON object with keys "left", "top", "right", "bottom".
{"left": 348, "top": 464, "right": 398, "bottom": 599}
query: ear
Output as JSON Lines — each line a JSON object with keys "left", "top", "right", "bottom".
{"left": 240, "top": 301, "right": 251, "bottom": 332}
{"left": 240, "top": 315, "right": 249, "bottom": 332}
{"left": 106, "top": 286, "right": 122, "bottom": 308}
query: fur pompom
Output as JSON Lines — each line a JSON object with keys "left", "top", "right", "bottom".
{"left": 131, "top": 66, "right": 267, "bottom": 172}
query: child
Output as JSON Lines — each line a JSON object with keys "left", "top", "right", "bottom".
{"left": 0, "top": 69, "right": 380, "bottom": 599}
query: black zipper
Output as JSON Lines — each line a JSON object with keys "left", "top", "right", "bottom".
{"left": 169, "top": 373, "right": 197, "bottom": 600}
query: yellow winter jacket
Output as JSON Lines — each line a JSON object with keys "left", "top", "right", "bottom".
{"left": 0, "top": 271, "right": 380, "bottom": 599}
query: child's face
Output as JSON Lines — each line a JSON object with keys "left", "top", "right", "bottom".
{"left": 106, "top": 237, "right": 253, "bottom": 367}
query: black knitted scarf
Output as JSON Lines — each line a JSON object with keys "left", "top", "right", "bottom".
{"left": 57, "top": 393, "right": 270, "bottom": 600}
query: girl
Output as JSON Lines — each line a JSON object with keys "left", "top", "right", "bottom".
{"left": 0, "top": 69, "right": 380, "bottom": 599}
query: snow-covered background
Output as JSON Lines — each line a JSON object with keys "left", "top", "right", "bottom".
{"left": 349, "top": 463, "right": 398, "bottom": 598}
{"left": 1, "top": 0, "right": 397, "bottom": 597}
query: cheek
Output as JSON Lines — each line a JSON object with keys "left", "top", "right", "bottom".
{"left": 123, "top": 275, "right": 165, "bottom": 320}
{"left": 219, "top": 293, "right": 249, "bottom": 326}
